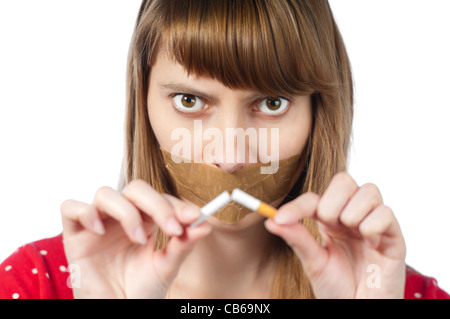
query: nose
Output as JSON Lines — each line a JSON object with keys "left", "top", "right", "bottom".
{"left": 206, "top": 107, "right": 255, "bottom": 173}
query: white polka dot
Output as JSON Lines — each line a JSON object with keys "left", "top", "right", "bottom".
{"left": 414, "top": 292, "right": 422, "bottom": 299}
{"left": 39, "top": 250, "right": 47, "bottom": 255}
{"left": 5, "top": 265, "right": 12, "bottom": 271}
{"left": 31, "top": 268, "right": 38, "bottom": 274}
{"left": 59, "top": 265, "right": 67, "bottom": 272}
{"left": 45, "top": 273, "right": 49, "bottom": 279}
{"left": 12, "top": 293, "right": 19, "bottom": 299}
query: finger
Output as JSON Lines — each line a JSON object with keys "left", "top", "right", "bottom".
{"left": 359, "top": 204, "right": 406, "bottom": 258}
{"left": 93, "top": 186, "right": 148, "bottom": 245}
{"left": 122, "top": 180, "right": 184, "bottom": 236}
{"left": 152, "top": 222, "right": 212, "bottom": 281}
{"left": 265, "top": 219, "right": 328, "bottom": 279}
{"left": 317, "top": 172, "right": 358, "bottom": 226}
{"left": 339, "top": 183, "right": 383, "bottom": 229}
{"left": 274, "top": 192, "right": 320, "bottom": 225}
{"left": 163, "top": 195, "right": 202, "bottom": 225}
{"left": 60, "top": 199, "right": 104, "bottom": 235}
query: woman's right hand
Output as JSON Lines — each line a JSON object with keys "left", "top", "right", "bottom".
{"left": 60, "top": 179, "right": 211, "bottom": 299}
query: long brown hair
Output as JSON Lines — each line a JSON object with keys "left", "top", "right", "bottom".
{"left": 118, "top": 0, "right": 353, "bottom": 299}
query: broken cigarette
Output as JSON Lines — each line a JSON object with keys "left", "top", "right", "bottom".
{"left": 190, "top": 191, "right": 232, "bottom": 227}
{"left": 231, "top": 188, "right": 277, "bottom": 219}
{"left": 190, "top": 189, "right": 278, "bottom": 227}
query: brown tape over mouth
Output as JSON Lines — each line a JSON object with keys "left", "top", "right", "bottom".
{"left": 161, "top": 148, "right": 302, "bottom": 224}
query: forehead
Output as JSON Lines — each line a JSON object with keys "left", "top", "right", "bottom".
{"left": 151, "top": 51, "right": 189, "bottom": 78}
{"left": 150, "top": 20, "right": 316, "bottom": 97}
{"left": 151, "top": 51, "right": 220, "bottom": 89}
{"left": 150, "top": 48, "right": 306, "bottom": 101}
{"left": 141, "top": 1, "right": 338, "bottom": 99}
{"left": 151, "top": 51, "right": 269, "bottom": 102}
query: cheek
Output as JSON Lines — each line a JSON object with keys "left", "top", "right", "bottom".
{"left": 147, "top": 95, "right": 183, "bottom": 152}
{"left": 278, "top": 109, "right": 312, "bottom": 159}
{"left": 277, "top": 130, "right": 308, "bottom": 160}
{"left": 149, "top": 112, "right": 170, "bottom": 150}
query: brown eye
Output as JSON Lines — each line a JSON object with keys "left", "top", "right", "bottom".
{"left": 257, "top": 96, "right": 289, "bottom": 115}
{"left": 266, "top": 97, "right": 281, "bottom": 110}
{"left": 181, "top": 94, "right": 196, "bottom": 108}
{"left": 173, "top": 93, "right": 205, "bottom": 113}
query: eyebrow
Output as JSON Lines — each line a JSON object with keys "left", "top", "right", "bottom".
{"left": 158, "top": 82, "right": 266, "bottom": 103}
{"left": 158, "top": 83, "right": 218, "bottom": 102}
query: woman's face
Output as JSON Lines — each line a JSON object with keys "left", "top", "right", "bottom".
{"left": 147, "top": 51, "right": 313, "bottom": 227}
{"left": 148, "top": 52, "right": 312, "bottom": 165}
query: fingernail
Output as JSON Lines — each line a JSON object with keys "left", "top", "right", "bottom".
{"left": 274, "top": 209, "right": 292, "bottom": 225}
{"left": 134, "top": 226, "right": 148, "bottom": 245}
{"left": 93, "top": 219, "right": 105, "bottom": 235}
{"left": 182, "top": 206, "right": 201, "bottom": 220}
{"left": 167, "top": 216, "right": 183, "bottom": 236}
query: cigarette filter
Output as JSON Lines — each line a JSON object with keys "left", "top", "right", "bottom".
{"left": 231, "top": 188, "right": 277, "bottom": 219}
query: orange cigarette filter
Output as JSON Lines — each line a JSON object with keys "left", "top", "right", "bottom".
{"left": 257, "top": 201, "right": 277, "bottom": 218}
{"left": 231, "top": 188, "right": 278, "bottom": 219}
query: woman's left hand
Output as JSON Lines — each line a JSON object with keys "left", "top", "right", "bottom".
{"left": 265, "top": 172, "right": 406, "bottom": 298}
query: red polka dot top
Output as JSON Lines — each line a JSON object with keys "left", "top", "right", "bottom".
{"left": 0, "top": 234, "right": 449, "bottom": 299}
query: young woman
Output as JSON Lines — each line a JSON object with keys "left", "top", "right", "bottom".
{"left": 1, "top": 0, "right": 448, "bottom": 299}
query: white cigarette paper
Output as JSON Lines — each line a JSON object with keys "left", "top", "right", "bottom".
{"left": 231, "top": 188, "right": 278, "bottom": 219}
{"left": 190, "top": 191, "right": 231, "bottom": 227}
{"left": 231, "top": 188, "right": 260, "bottom": 211}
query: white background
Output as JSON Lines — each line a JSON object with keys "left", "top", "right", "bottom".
{"left": 0, "top": 1, "right": 449, "bottom": 294}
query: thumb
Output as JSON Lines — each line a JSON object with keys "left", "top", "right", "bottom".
{"left": 152, "top": 222, "right": 212, "bottom": 282}
{"left": 265, "top": 219, "right": 328, "bottom": 280}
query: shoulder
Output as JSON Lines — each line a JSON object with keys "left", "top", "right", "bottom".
{"left": 0, "top": 234, "right": 73, "bottom": 299}
{"left": 405, "top": 266, "right": 450, "bottom": 299}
